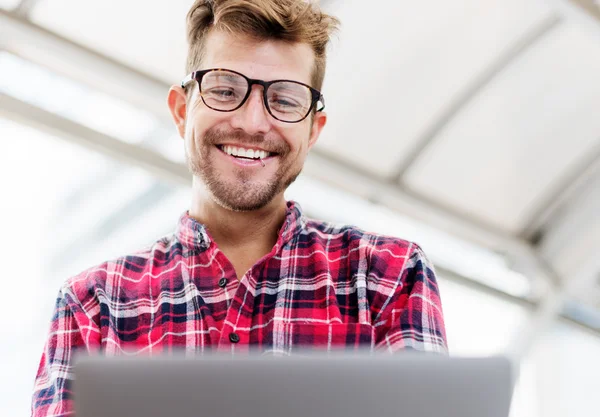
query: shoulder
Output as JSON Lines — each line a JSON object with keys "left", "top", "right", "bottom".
{"left": 301, "top": 218, "right": 437, "bottom": 299}
{"left": 302, "top": 216, "right": 422, "bottom": 264}
{"left": 60, "top": 233, "right": 181, "bottom": 305}
{"left": 304, "top": 219, "right": 430, "bottom": 277}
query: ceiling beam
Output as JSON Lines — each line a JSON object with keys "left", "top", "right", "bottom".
{"left": 519, "top": 140, "right": 600, "bottom": 241}
{"left": 0, "top": 92, "right": 191, "bottom": 186}
{"left": 0, "top": 8, "right": 173, "bottom": 126}
{"left": 548, "top": 0, "right": 600, "bottom": 43}
{"left": 11, "top": 0, "right": 43, "bottom": 18}
{"left": 569, "top": 0, "right": 600, "bottom": 22}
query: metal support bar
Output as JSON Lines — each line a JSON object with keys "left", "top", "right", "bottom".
{"left": 0, "top": 9, "right": 173, "bottom": 126}
{"left": 11, "top": 0, "right": 43, "bottom": 18}
{"left": 519, "top": 139, "right": 600, "bottom": 242}
{"left": 0, "top": 92, "right": 191, "bottom": 186}
{"left": 569, "top": 0, "right": 600, "bottom": 22}
{"left": 547, "top": 0, "right": 600, "bottom": 43}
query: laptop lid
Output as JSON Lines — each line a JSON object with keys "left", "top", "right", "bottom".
{"left": 74, "top": 353, "right": 514, "bottom": 417}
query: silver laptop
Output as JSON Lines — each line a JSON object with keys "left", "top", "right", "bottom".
{"left": 73, "top": 353, "right": 514, "bottom": 417}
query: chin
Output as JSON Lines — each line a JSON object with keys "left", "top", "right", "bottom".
{"left": 210, "top": 182, "right": 279, "bottom": 212}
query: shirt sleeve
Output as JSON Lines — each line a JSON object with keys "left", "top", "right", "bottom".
{"left": 372, "top": 242, "right": 448, "bottom": 354}
{"left": 31, "top": 285, "right": 101, "bottom": 417}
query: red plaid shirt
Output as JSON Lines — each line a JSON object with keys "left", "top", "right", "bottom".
{"left": 32, "top": 201, "right": 447, "bottom": 416}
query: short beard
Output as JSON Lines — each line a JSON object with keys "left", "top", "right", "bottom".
{"left": 186, "top": 127, "right": 302, "bottom": 212}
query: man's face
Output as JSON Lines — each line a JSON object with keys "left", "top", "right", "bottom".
{"left": 169, "top": 30, "right": 327, "bottom": 212}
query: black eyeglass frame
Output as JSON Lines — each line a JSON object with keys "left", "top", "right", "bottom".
{"left": 181, "top": 68, "right": 325, "bottom": 123}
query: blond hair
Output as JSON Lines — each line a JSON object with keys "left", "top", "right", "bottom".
{"left": 185, "top": 0, "right": 339, "bottom": 91}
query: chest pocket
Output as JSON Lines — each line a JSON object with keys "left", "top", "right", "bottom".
{"left": 250, "top": 322, "right": 375, "bottom": 354}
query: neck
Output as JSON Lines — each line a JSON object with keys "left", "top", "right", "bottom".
{"left": 189, "top": 180, "right": 288, "bottom": 251}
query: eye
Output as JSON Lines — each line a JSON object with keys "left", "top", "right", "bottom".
{"left": 278, "top": 99, "right": 297, "bottom": 107}
{"left": 210, "top": 88, "right": 236, "bottom": 98}
{"left": 270, "top": 94, "right": 301, "bottom": 108}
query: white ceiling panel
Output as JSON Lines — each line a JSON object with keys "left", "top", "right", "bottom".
{"left": 404, "top": 22, "right": 600, "bottom": 234}
{"left": 318, "top": 0, "right": 553, "bottom": 177}
{"left": 0, "top": 0, "right": 20, "bottom": 10}
{"left": 30, "top": 0, "right": 192, "bottom": 84}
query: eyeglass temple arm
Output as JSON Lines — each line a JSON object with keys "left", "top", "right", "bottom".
{"left": 317, "top": 94, "right": 326, "bottom": 112}
{"left": 181, "top": 72, "right": 196, "bottom": 89}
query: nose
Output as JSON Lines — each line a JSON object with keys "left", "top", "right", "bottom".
{"left": 229, "top": 85, "right": 272, "bottom": 135}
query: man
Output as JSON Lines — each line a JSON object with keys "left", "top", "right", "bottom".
{"left": 31, "top": 1, "right": 447, "bottom": 416}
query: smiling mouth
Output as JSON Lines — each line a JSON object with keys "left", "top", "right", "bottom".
{"left": 216, "top": 145, "right": 278, "bottom": 161}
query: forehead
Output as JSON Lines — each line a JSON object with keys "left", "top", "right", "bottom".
{"left": 201, "top": 30, "right": 315, "bottom": 85}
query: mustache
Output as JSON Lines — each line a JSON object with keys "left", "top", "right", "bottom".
{"left": 203, "top": 128, "right": 289, "bottom": 155}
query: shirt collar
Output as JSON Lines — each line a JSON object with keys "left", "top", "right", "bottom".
{"left": 175, "top": 200, "right": 306, "bottom": 251}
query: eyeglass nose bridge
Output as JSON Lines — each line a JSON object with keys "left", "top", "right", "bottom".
{"left": 239, "top": 78, "right": 274, "bottom": 114}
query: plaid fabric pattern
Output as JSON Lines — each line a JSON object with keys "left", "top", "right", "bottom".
{"left": 31, "top": 200, "right": 447, "bottom": 417}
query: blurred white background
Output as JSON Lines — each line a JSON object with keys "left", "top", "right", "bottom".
{"left": 1, "top": 0, "right": 599, "bottom": 416}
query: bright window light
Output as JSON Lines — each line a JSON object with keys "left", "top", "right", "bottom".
{"left": 0, "top": 51, "right": 159, "bottom": 144}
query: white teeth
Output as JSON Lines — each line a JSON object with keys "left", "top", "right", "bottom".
{"left": 222, "top": 145, "right": 270, "bottom": 159}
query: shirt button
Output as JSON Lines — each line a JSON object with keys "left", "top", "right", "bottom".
{"left": 218, "top": 278, "right": 228, "bottom": 288}
{"left": 229, "top": 332, "right": 240, "bottom": 343}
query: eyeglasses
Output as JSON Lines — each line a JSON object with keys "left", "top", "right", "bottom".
{"left": 181, "top": 68, "right": 325, "bottom": 123}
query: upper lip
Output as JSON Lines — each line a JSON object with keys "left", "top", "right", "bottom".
{"left": 217, "top": 143, "right": 277, "bottom": 154}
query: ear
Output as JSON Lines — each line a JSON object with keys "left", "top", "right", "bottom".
{"left": 167, "top": 85, "right": 188, "bottom": 139}
{"left": 307, "top": 111, "right": 327, "bottom": 150}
